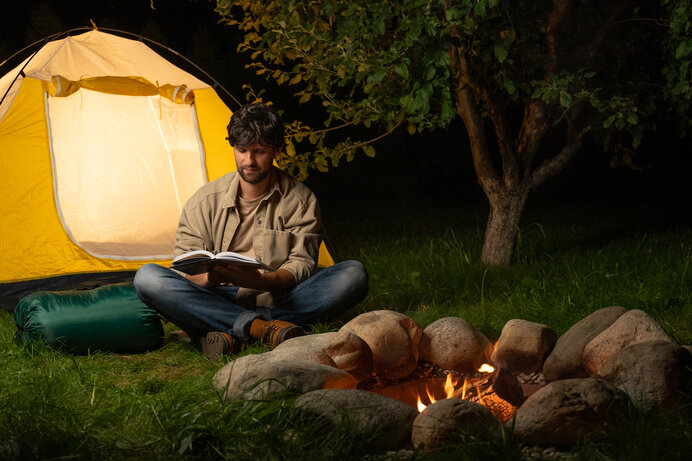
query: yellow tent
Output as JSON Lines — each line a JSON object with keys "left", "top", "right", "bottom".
{"left": 0, "top": 29, "right": 332, "bottom": 310}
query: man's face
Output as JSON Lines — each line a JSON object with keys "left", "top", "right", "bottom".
{"left": 233, "top": 140, "right": 279, "bottom": 184}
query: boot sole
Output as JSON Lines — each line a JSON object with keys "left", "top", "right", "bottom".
{"left": 201, "top": 332, "right": 230, "bottom": 362}
{"left": 275, "top": 325, "right": 305, "bottom": 345}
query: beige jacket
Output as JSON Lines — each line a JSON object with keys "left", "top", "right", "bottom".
{"left": 174, "top": 167, "right": 323, "bottom": 307}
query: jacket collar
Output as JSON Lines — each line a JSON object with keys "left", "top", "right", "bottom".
{"left": 221, "top": 166, "right": 283, "bottom": 209}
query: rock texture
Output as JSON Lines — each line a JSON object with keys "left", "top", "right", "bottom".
{"left": 512, "top": 378, "right": 629, "bottom": 447}
{"left": 493, "top": 367, "right": 526, "bottom": 407}
{"left": 491, "top": 319, "right": 557, "bottom": 374}
{"left": 274, "top": 331, "right": 373, "bottom": 382}
{"left": 411, "top": 398, "right": 500, "bottom": 449}
{"left": 294, "top": 389, "right": 418, "bottom": 451}
{"left": 213, "top": 355, "right": 357, "bottom": 400}
{"left": 597, "top": 340, "right": 692, "bottom": 410}
{"left": 543, "top": 306, "right": 627, "bottom": 381}
{"left": 341, "top": 310, "right": 422, "bottom": 380}
{"left": 419, "top": 317, "right": 493, "bottom": 372}
{"left": 582, "top": 309, "right": 675, "bottom": 375}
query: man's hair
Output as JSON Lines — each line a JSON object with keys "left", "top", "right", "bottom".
{"left": 226, "top": 103, "right": 285, "bottom": 149}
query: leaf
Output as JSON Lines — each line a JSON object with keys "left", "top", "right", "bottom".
{"left": 559, "top": 91, "right": 573, "bottom": 108}
{"left": 285, "top": 142, "right": 296, "bottom": 157}
{"left": 289, "top": 74, "right": 302, "bottom": 85}
{"left": 494, "top": 42, "right": 509, "bottom": 63}
{"left": 675, "top": 40, "right": 692, "bottom": 59}
{"left": 395, "top": 63, "right": 409, "bottom": 79}
{"left": 362, "top": 145, "right": 376, "bottom": 157}
{"left": 367, "top": 67, "right": 387, "bottom": 84}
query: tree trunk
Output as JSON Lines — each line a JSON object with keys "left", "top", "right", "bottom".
{"left": 481, "top": 187, "right": 529, "bottom": 266}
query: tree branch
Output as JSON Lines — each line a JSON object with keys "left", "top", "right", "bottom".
{"left": 528, "top": 125, "right": 591, "bottom": 189}
{"left": 449, "top": 43, "right": 502, "bottom": 195}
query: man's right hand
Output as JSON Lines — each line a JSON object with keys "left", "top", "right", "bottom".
{"left": 185, "top": 267, "right": 227, "bottom": 288}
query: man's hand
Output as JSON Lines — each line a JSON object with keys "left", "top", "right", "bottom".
{"left": 186, "top": 265, "right": 296, "bottom": 291}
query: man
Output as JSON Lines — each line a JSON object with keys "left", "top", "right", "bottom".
{"left": 134, "top": 103, "right": 368, "bottom": 360}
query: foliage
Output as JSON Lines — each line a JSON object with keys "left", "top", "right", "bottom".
{"left": 215, "top": 0, "right": 690, "bottom": 180}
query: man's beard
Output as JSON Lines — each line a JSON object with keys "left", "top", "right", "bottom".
{"left": 238, "top": 167, "right": 270, "bottom": 184}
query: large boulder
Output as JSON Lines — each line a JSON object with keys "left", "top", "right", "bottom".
{"left": 512, "top": 378, "right": 629, "bottom": 447}
{"left": 294, "top": 389, "right": 418, "bottom": 451}
{"left": 491, "top": 319, "right": 557, "bottom": 374}
{"left": 411, "top": 398, "right": 501, "bottom": 450}
{"left": 543, "top": 306, "right": 627, "bottom": 381}
{"left": 275, "top": 331, "right": 373, "bottom": 382}
{"left": 419, "top": 317, "right": 493, "bottom": 372}
{"left": 597, "top": 340, "right": 692, "bottom": 411}
{"left": 340, "top": 310, "right": 422, "bottom": 380}
{"left": 582, "top": 309, "right": 676, "bottom": 375}
{"left": 213, "top": 354, "right": 357, "bottom": 400}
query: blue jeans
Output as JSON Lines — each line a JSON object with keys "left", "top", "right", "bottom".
{"left": 133, "top": 261, "right": 368, "bottom": 341}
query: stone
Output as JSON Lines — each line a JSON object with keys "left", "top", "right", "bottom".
{"left": 491, "top": 319, "right": 557, "bottom": 374}
{"left": 411, "top": 398, "right": 501, "bottom": 450}
{"left": 275, "top": 331, "right": 373, "bottom": 382}
{"left": 543, "top": 306, "right": 627, "bottom": 381}
{"left": 597, "top": 340, "right": 692, "bottom": 410}
{"left": 294, "top": 389, "right": 418, "bottom": 451}
{"left": 340, "top": 310, "right": 423, "bottom": 380}
{"left": 582, "top": 309, "right": 675, "bottom": 375}
{"left": 213, "top": 354, "right": 357, "bottom": 400}
{"left": 512, "top": 378, "right": 629, "bottom": 447}
{"left": 267, "top": 344, "right": 338, "bottom": 368}
{"left": 419, "top": 317, "right": 493, "bottom": 373}
{"left": 493, "top": 367, "right": 526, "bottom": 406}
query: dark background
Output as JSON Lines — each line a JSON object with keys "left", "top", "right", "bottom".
{"left": 2, "top": 0, "right": 690, "bottom": 231}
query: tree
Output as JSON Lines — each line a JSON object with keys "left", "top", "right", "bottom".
{"left": 214, "top": 0, "right": 691, "bottom": 266}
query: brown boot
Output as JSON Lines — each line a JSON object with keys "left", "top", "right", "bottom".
{"left": 249, "top": 319, "right": 305, "bottom": 348}
{"left": 200, "top": 331, "right": 234, "bottom": 361}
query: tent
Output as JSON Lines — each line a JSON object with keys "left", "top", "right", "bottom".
{"left": 0, "top": 28, "right": 333, "bottom": 310}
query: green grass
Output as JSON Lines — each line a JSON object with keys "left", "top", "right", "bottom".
{"left": 1, "top": 193, "right": 691, "bottom": 460}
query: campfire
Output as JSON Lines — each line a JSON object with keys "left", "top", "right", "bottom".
{"left": 362, "top": 362, "right": 518, "bottom": 422}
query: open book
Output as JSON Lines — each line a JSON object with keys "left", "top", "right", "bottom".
{"left": 171, "top": 250, "right": 274, "bottom": 275}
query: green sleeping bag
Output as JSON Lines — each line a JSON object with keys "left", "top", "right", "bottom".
{"left": 14, "top": 283, "right": 163, "bottom": 354}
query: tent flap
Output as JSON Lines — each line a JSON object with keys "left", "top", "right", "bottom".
{"left": 43, "top": 75, "right": 194, "bottom": 103}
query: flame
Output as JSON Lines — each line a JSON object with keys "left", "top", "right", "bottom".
{"left": 417, "top": 396, "right": 426, "bottom": 412}
{"left": 416, "top": 366, "right": 496, "bottom": 412}
{"left": 478, "top": 363, "right": 495, "bottom": 373}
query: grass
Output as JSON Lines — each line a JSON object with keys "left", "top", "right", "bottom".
{"left": 1, "top": 186, "right": 691, "bottom": 460}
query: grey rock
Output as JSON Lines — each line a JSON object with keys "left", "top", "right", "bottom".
{"left": 294, "top": 389, "right": 418, "bottom": 451}
{"left": 493, "top": 367, "right": 526, "bottom": 406}
{"left": 213, "top": 354, "right": 357, "bottom": 400}
{"left": 341, "top": 310, "right": 422, "bottom": 380}
{"left": 419, "top": 317, "right": 493, "bottom": 373}
{"left": 275, "top": 331, "right": 373, "bottom": 382}
{"left": 491, "top": 319, "right": 557, "bottom": 374}
{"left": 512, "top": 378, "right": 629, "bottom": 447}
{"left": 582, "top": 309, "right": 675, "bottom": 375}
{"left": 411, "top": 398, "right": 501, "bottom": 449}
{"left": 597, "top": 340, "right": 692, "bottom": 410}
{"left": 267, "top": 343, "right": 337, "bottom": 367}
{"left": 543, "top": 306, "right": 627, "bottom": 381}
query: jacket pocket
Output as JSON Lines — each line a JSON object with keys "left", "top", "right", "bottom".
{"left": 261, "top": 228, "right": 292, "bottom": 269}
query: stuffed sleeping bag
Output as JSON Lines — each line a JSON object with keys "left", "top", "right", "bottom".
{"left": 14, "top": 283, "right": 163, "bottom": 354}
